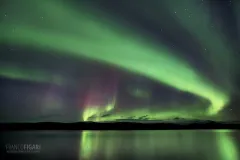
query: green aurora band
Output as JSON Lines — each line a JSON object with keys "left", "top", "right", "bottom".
{"left": 0, "top": 64, "right": 66, "bottom": 85}
{"left": 0, "top": 0, "right": 231, "bottom": 120}
{"left": 86, "top": 106, "right": 210, "bottom": 122}
{"left": 124, "top": 0, "right": 236, "bottom": 92}
{"left": 164, "top": 0, "right": 236, "bottom": 91}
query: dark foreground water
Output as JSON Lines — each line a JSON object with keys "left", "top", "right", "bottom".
{"left": 0, "top": 130, "right": 239, "bottom": 160}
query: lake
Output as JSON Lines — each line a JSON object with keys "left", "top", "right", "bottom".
{"left": 1, "top": 130, "right": 239, "bottom": 160}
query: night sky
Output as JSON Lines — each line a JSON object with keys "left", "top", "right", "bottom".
{"left": 0, "top": 0, "right": 239, "bottom": 122}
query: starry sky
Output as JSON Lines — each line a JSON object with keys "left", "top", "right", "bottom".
{"left": 0, "top": 0, "right": 239, "bottom": 122}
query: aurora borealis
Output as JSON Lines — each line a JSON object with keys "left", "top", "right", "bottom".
{"left": 1, "top": 1, "right": 240, "bottom": 160}
{"left": 0, "top": 0, "right": 240, "bottom": 122}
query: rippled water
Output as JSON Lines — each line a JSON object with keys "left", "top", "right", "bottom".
{"left": 1, "top": 130, "right": 239, "bottom": 160}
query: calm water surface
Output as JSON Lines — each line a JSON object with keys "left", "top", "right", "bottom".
{"left": 0, "top": 130, "right": 239, "bottom": 160}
